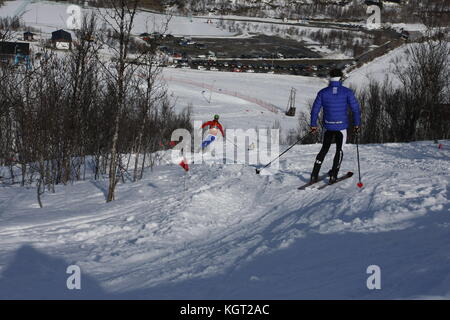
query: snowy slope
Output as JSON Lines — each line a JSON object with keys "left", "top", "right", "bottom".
{"left": 0, "top": 141, "right": 449, "bottom": 299}
{"left": 0, "top": 0, "right": 234, "bottom": 37}
{"left": 346, "top": 42, "right": 450, "bottom": 91}
{"left": 163, "top": 68, "right": 326, "bottom": 133}
{"left": 346, "top": 44, "right": 409, "bottom": 89}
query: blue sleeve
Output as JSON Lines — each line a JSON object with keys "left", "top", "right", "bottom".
{"left": 310, "top": 91, "right": 322, "bottom": 127}
{"left": 347, "top": 89, "right": 361, "bottom": 126}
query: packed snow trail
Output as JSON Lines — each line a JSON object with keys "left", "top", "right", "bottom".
{"left": 0, "top": 141, "right": 449, "bottom": 299}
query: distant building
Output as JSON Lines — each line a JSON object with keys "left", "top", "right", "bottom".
{"left": 0, "top": 41, "right": 31, "bottom": 69}
{"left": 51, "top": 29, "right": 72, "bottom": 50}
{"left": 400, "top": 29, "right": 410, "bottom": 40}
{"left": 23, "top": 31, "right": 34, "bottom": 41}
{"left": 365, "top": 0, "right": 383, "bottom": 8}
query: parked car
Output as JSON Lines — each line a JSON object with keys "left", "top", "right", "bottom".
{"left": 172, "top": 53, "right": 183, "bottom": 59}
{"left": 195, "top": 43, "right": 207, "bottom": 49}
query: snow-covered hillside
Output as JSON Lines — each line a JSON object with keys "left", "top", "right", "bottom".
{"left": 0, "top": 141, "right": 449, "bottom": 299}
{"left": 346, "top": 42, "right": 450, "bottom": 91}
{"left": 0, "top": 0, "right": 234, "bottom": 36}
{"left": 346, "top": 44, "right": 408, "bottom": 89}
{"left": 163, "top": 68, "right": 326, "bottom": 133}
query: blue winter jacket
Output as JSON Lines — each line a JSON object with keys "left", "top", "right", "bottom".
{"left": 310, "top": 81, "right": 361, "bottom": 131}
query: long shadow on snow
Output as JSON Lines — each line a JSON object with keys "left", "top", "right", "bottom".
{"left": 2, "top": 211, "right": 449, "bottom": 299}
{"left": 124, "top": 213, "right": 450, "bottom": 300}
{"left": 0, "top": 245, "right": 106, "bottom": 299}
{"left": 90, "top": 180, "right": 109, "bottom": 201}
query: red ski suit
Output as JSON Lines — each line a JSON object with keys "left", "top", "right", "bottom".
{"left": 201, "top": 120, "right": 224, "bottom": 137}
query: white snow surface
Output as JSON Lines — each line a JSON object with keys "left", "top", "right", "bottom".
{"left": 346, "top": 43, "right": 413, "bottom": 90}
{"left": 0, "top": 141, "right": 449, "bottom": 299}
{"left": 163, "top": 68, "right": 327, "bottom": 133}
{"left": 346, "top": 42, "right": 450, "bottom": 91}
{"left": 0, "top": 0, "right": 234, "bottom": 37}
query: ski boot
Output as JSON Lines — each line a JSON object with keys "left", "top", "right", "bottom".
{"left": 328, "top": 169, "right": 338, "bottom": 184}
{"left": 310, "top": 160, "right": 322, "bottom": 183}
{"left": 310, "top": 174, "right": 319, "bottom": 184}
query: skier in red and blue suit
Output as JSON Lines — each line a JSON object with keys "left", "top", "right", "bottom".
{"left": 310, "top": 68, "right": 361, "bottom": 183}
{"left": 201, "top": 114, "right": 225, "bottom": 149}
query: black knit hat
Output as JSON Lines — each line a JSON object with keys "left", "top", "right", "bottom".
{"left": 329, "top": 68, "right": 343, "bottom": 78}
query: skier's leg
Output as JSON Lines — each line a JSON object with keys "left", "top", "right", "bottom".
{"left": 311, "top": 131, "right": 332, "bottom": 181}
{"left": 330, "top": 131, "right": 344, "bottom": 179}
{"left": 201, "top": 135, "right": 210, "bottom": 148}
{"left": 201, "top": 135, "right": 216, "bottom": 150}
{"left": 201, "top": 139, "right": 209, "bottom": 149}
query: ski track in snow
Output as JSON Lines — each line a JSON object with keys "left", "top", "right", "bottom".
{"left": 0, "top": 141, "right": 449, "bottom": 299}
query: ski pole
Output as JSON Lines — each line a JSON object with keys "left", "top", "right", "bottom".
{"left": 256, "top": 132, "right": 311, "bottom": 174}
{"left": 356, "top": 132, "right": 363, "bottom": 188}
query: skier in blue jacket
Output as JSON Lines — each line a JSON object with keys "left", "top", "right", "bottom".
{"left": 310, "top": 68, "right": 361, "bottom": 183}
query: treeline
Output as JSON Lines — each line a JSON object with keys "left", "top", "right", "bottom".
{"left": 0, "top": 2, "right": 192, "bottom": 206}
{"left": 161, "top": 0, "right": 448, "bottom": 26}
{"left": 356, "top": 37, "right": 449, "bottom": 144}
{"left": 0, "top": 17, "right": 23, "bottom": 41}
{"left": 299, "top": 28, "right": 374, "bottom": 58}
{"left": 217, "top": 20, "right": 377, "bottom": 58}
{"left": 288, "top": 35, "right": 449, "bottom": 145}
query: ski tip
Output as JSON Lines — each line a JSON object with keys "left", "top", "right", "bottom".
{"left": 255, "top": 169, "right": 261, "bottom": 174}
{"left": 347, "top": 171, "right": 354, "bottom": 177}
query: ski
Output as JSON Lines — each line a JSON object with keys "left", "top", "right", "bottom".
{"left": 298, "top": 174, "right": 327, "bottom": 190}
{"left": 318, "top": 172, "right": 354, "bottom": 190}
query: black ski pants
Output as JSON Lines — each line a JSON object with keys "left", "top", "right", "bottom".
{"left": 313, "top": 130, "right": 345, "bottom": 176}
